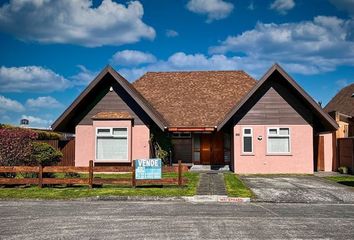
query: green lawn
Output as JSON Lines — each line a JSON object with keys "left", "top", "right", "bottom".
{"left": 325, "top": 175, "right": 354, "bottom": 187}
{"left": 0, "top": 172, "right": 199, "bottom": 200}
{"left": 223, "top": 173, "right": 253, "bottom": 198}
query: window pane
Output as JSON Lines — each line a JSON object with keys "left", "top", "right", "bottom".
{"left": 244, "top": 128, "right": 251, "bottom": 134}
{"left": 97, "top": 137, "right": 127, "bottom": 160}
{"left": 112, "top": 128, "right": 127, "bottom": 136}
{"left": 269, "top": 129, "right": 277, "bottom": 135}
{"left": 279, "top": 128, "right": 289, "bottom": 135}
{"left": 193, "top": 152, "right": 200, "bottom": 161}
{"left": 268, "top": 137, "right": 289, "bottom": 153}
{"left": 97, "top": 129, "right": 110, "bottom": 135}
{"left": 193, "top": 134, "right": 200, "bottom": 150}
{"left": 243, "top": 136, "right": 252, "bottom": 152}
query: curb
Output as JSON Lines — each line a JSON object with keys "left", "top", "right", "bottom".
{"left": 183, "top": 195, "right": 250, "bottom": 203}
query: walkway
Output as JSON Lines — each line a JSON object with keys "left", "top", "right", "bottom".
{"left": 196, "top": 172, "right": 227, "bottom": 196}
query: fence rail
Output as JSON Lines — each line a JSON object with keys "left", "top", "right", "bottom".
{"left": 0, "top": 160, "right": 188, "bottom": 188}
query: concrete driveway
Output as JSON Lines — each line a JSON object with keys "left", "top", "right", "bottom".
{"left": 241, "top": 175, "right": 354, "bottom": 203}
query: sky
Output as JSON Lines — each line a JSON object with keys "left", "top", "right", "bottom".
{"left": 0, "top": 0, "right": 353, "bottom": 128}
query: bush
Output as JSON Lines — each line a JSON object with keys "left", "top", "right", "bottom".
{"left": 30, "top": 142, "right": 63, "bottom": 166}
{"left": 0, "top": 127, "right": 38, "bottom": 166}
{"left": 35, "top": 130, "right": 62, "bottom": 140}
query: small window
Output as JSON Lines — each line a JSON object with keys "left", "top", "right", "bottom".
{"left": 171, "top": 132, "right": 191, "bottom": 138}
{"left": 242, "top": 128, "right": 253, "bottom": 154}
{"left": 267, "top": 127, "right": 290, "bottom": 154}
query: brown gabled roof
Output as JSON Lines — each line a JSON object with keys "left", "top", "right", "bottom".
{"left": 217, "top": 64, "right": 339, "bottom": 131}
{"left": 324, "top": 83, "right": 354, "bottom": 117}
{"left": 52, "top": 66, "right": 167, "bottom": 132}
{"left": 92, "top": 112, "right": 133, "bottom": 120}
{"left": 132, "top": 71, "right": 257, "bottom": 128}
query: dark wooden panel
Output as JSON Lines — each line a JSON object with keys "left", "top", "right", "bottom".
{"left": 172, "top": 138, "right": 192, "bottom": 163}
{"left": 239, "top": 87, "right": 308, "bottom": 125}
{"left": 79, "top": 86, "right": 145, "bottom": 125}
{"left": 212, "top": 132, "right": 224, "bottom": 165}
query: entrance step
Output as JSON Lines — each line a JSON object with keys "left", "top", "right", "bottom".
{"left": 196, "top": 173, "right": 227, "bottom": 196}
{"left": 190, "top": 165, "right": 230, "bottom": 172}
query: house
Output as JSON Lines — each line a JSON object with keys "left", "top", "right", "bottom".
{"left": 52, "top": 64, "right": 338, "bottom": 174}
{"left": 324, "top": 83, "right": 354, "bottom": 138}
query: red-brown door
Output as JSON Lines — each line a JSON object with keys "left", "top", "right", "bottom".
{"left": 212, "top": 132, "right": 224, "bottom": 165}
{"left": 200, "top": 134, "right": 211, "bottom": 164}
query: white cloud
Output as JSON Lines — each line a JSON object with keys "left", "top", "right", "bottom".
{"left": 0, "top": 0, "right": 155, "bottom": 47}
{"left": 0, "top": 95, "right": 24, "bottom": 112}
{"left": 166, "top": 29, "right": 179, "bottom": 38}
{"left": 69, "top": 65, "right": 98, "bottom": 86}
{"left": 110, "top": 50, "right": 157, "bottom": 66}
{"left": 248, "top": 2, "right": 255, "bottom": 11}
{"left": 186, "top": 0, "right": 234, "bottom": 23}
{"left": 329, "top": 0, "right": 354, "bottom": 16}
{"left": 118, "top": 52, "right": 269, "bottom": 81}
{"left": 336, "top": 79, "right": 350, "bottom": 88}
{"left": 0, "top": 66, "right": 71, "bottom": 92}
{"left": 209, "top": 16, "right": 354, "bottom": 75}
{"left": 21, "top": 115, "right": 52, "bottom": 128}
{"left": 26, "top": 96, "right": 63, "bottom": 109}
{"left": 270, "top": 0, "right": 295, "bottom": 15}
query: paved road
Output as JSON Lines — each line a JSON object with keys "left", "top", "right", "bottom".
{"left": 241, "top": 175, "right": 354, "bottom": 203}
{"left": 1, "top": 200, "right": 354, "bottom": 239}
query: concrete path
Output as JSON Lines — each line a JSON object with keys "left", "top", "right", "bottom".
{"left": 241, "top": 175, "right": 354, "bottom": 203}
{"left": 1, "top": 200, "right": 354, "bottom": 239}
{"left": 196, "top": 172, "right": 227, "bottom": 195}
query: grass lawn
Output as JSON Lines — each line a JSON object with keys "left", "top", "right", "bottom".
{"left": 0, "top": 172, "right": 199, "bottom": 200}
{"left": 223, "top": 173, "right": 253, "bottom": 198}
{"left": 325, "top": 175, "right": 354, "bottom": 187}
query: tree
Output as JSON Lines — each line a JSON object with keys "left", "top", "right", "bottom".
{"left": 30, "top": 142, "right": 63, "bottom": 166}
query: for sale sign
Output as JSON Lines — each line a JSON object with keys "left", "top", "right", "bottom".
{"left": 135, "top": 158, "right": 162, "bottom": 180}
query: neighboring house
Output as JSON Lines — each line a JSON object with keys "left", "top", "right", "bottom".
{"left": 325, "top": 83, "right": 354, "bottom": 138}
{"left": 52, "top": 64, "right": 338, "bottom": 174}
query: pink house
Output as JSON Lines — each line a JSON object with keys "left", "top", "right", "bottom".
{"left": 52, "top": 64, "right": 338, "bottom": 174}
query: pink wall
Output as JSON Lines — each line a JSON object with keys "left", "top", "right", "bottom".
{"left": 233, "top": 125, "right": 314, "bottom": 174}
{"left": 75, "top": 121, "right": 150, "bottom": 166}
{"left": 320, "top": 133, "right": 334, "bottom": 172}
{"left": 132, "top": 125, "right": 150, "bottom": 160}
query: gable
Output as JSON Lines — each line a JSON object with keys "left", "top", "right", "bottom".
{"left": 78, "top": 80, "right": 147, "bottom": 126}
{"left": 52, "top": 66, "right": 167, "bottom": 133}
{"left": 238, "top": 87, "right": 308, "bottom": 125}
{"left": 324, "top": 83, "right": 354, "bottom": 117}
{"left": 218, "top": 64, "right": 338, "bottom": 133}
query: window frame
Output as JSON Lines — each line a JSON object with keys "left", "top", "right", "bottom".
{"left": 266, "top": 127, "right": 291, "bottom": 154}
{"left": 242, "top": 127, "right": 253, "bottom": 155}
{"left": 95, "top": 127, "right": 129, "bottom": 162}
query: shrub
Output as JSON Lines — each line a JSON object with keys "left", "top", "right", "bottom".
{"left": 30, "top": 142, "right": 63, "bottom": 166}
{"left": 0, "top": 127, "right": 38, "bottom": 166}
{"left": 35, "top": 130, "right": 62, "bottom": 140}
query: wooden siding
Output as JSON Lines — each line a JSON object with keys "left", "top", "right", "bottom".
{"left": 238, "top": 87, "right": 308, "bottom": 125}
{"left": 337, "top": 138, "right": 354, "bottom": 173}
{"left": 79, "top": 82, "right": 145, "bottom": 125}
{"left": 172, "top": 138, "right": 192, "bottom": 163}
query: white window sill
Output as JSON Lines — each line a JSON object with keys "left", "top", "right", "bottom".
{"left": 241, "top": 153, "right": 255, "bottom": 156}
{"left": 266, "top": 153, "right": 292, "bottom": 156}
{"left": 95, "top": 159, "right": 130, "bottom": 163}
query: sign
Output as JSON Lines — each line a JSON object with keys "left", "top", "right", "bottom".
{"left": 135, "top": 158, "right": 162, "bottom": 180}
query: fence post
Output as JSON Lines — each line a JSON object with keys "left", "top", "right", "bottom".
{"left": 38, "top": 165, "right": 43, "bottom": 188}
{"left": 89, "top": 160, "right": 93, "bottom": 189}
{"left": 178, "top": 160, "right": 182, "bottom": 186}
{"left": 132, "top": 160, "right": 136, "bottom": 187}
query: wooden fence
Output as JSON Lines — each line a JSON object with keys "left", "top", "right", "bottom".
{"left": 0, "top": 160, "right": 188, "bottom": 188}
{"left": 338, "top": 138, "right": 354, "bottom": 173}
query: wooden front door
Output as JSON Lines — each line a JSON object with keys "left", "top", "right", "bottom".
{"left": 199, "top": 133, "right": 225, "bottom": 165}
{"left": 212, "top": 132, "right": 224, "bottom": 165}
{"left": 200, "top": 134, "right": 212, "bottom": 164}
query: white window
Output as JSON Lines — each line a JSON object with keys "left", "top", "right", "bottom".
{"left": 96, "top": 127, "right": 128, "bottom": 161}
{"left": 267, "top": 127, "right": 290, "bottom": 154}
{"left": 242, "top": 128, "right": 253, "bottom": 154}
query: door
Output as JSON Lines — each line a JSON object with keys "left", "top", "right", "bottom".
{"left": 200, "top": 134, "right": 212, "bottom": 164}
{"left": 212, "top": 132, "right": 224, "bottom": 164}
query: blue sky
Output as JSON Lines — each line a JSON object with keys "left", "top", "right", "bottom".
{"left": 0, "top": 0, "right": 353, "bottom": 128}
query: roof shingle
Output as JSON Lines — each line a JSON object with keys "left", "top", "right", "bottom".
{"left": 132, "top": 71, "right": 257, "bottom": 128}
{"left": 324, "top": 83, "right": 354, "bottom": 117}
